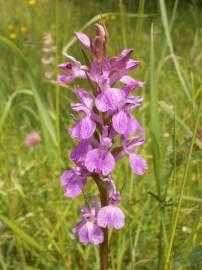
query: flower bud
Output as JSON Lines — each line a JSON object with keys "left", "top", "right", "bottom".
{"left": 91, "top": 24, "right": 109, "bottom": 67}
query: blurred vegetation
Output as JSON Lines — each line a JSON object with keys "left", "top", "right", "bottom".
{"left": 0, "top": 0, "right": 202, "bottom": 269}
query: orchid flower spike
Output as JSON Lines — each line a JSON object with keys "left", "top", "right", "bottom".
{"left": 58, "top": 24, "right": 147, "bottom": 247}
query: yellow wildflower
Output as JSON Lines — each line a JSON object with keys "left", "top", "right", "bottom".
{"left": 10, "top": 33, "right": 17, "bottom": 40}
{"left": 7, "top": 24, "right": 14, "bottom": 31}
{"left": 28, "top": 0, "right": 36, "bottom": 5}
{"left": 111, "top": 15, "right": 116, "bottom": 20}
{"left": 20, "top": 26, "right": 27, "bottom": 33}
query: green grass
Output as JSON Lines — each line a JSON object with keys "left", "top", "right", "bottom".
{"left": 0, "top": 0, "right": 202, "bottom": 269}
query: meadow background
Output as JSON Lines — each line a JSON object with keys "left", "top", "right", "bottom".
{"left": 0, "top": 0, "right": 202, "bottom": 269}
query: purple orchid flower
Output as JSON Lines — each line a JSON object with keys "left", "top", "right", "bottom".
{"left": 70, "top": 141, "right": 92, "bottom": 165}
{"left": 97, "top": 192, "right": 125, "bottom": 230}
{"left": 70, "top": 87, "right": 96, "bottom": 141}
{"left": 85, "top": 126, "right": 115, "bottom": 176}
{"left": 110, "top": 49, "right": 140, "bottom": 85}
{"left": 95, "top": 87, "right": 126, "bottom": 112}
{"left": 58, "top": 53, "right": 86, "bottom": 84}
{"left": 59, "top": 24, "right": 147, "bottom": 255}
{"left": 85, "top": 148, "right": 115, "bottom": 176}
{"left": 72, "top": 197, "right": 104, "bottom": 245}
{"left": 60, "top": 167, "right": 87, "bottom": 198}
{"left": 120, "top": 75, "right": 144, "bottom": 94}
{"left": 115, "top": 135, "right": 148, "bottom": 175}
{"left": 109, "top": 79, "right": 144, "bottom": 136}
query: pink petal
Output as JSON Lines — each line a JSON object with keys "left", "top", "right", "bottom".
{"left": 126, "top": 59, "right": 139, "bottom": 70}
{"left": 111, "top": 48, "right": 133, "bottom": 69}
{"left": 70, "top": 103, "right": 89, "bottom": 115}
{"left": 121, "top": 75, "right": 144, "bottom": 87}
{"left": 129, "top": 116, "right": 143, "bottom": 133}
{"left": 112, "top": 111, "right": 143, "bottom": 135}
{"left": 120, "top": 75, "right": 144, "bottom": 93}
{"left": 58, "top": 62, "right": 73, "bottom": 72}
{"left": 74, "top": 32, "right": 90, "bottom": 48}
{"left": 70, "top": 141, "right": 92, "bottom": 163}
{"left": 125, "top": 96, "right": 143, "bottom": 111}
{"left": 97, "top": 205, "right": 125, "bottom": 229}
{"left": 60, "top": 169, "right": 86, "bottom": 198}
{"left": 122, "top": 136, "right": 145, "bottom": 153}
{"left": 88, "top": 59, "right": 101, "bottom": 82}
{"left": 97, "top": 74, "right": 110, "bottom": 91}
{"left": 58, "top": 75, "right": 74, "bottom": 84}
{"left": 85, "top": 149, "right": 115, "bottom": 176}
{"left": 95, "top": 88, "right": 126, "bottom": 112}
{"left": 78, "top": 222, "right": 104, "bottom": 245}
{"left": 70, "top": 117, "right": 96, "bottom": 141}
{"left": 102, "top": 58, "right": 111, "bottom": 74}
{"left": 62, "top": 52, "right": 77, "bottom": 62}
{"left": 76, "top": 70, "right": 86, "bottom": 79}
{"left": 75, "top": 87, "right": 93, "bottom": 109}
{"left": 112, "top": 110, "right": 131, "bottom": 134}
{"left": 129, "top": 153, "right": 148, "bottom": 175}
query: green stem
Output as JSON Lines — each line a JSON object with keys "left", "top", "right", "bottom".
{"left": 55, "top": 0, "right": 61, "bottom": 167}
{"left": 164, "top": 91, "right": 202, "bottom": 269}
{"left": 94, "top": 175, "right": 109, "bottom": 270}
{"left": 119, "top": 0, "right": 127, "bottom": 48}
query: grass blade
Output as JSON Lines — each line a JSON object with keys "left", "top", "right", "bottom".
{"left": 164, "top": 93, "right": 202, "bottom": 269}
{"left": 149, "top": 24, "right": 161, "bottom": 196}
{"left": 119, "top": 0, "right": 127, "bottom": 48}
{"left": 0, "top": 214, "right": 43, "bottom": 252}
{"left": 0, "top": 90, "right": 33, "bottom": 132}
{"left": 135, "top": 0, "right": 145, "bottom": 46}
{"left": 157, "top": 0, "right": 179, "bottom": 78}
{"left": 0, "top": 36, "right": 57, "bottom": 145}
{"left": 159, "top": 100, "right": 202, "bottom": 149}
{"left": 55, "top": 0, "right": 61, "bottom": 166}
{"left": 159, "top": 0, "right": 192, "bottom": 102}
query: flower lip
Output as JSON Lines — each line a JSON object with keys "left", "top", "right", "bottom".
{"left": 97, "top": 204, "right": 125, "bottom": 229}
{"left": 85, "top": 148, "right": 115, "bottom": 176}
{"left": 95, "top": 88, "right": 126, "bottom": 112}
{"left": 60, "top": 168, "right": 87, "bottom": 198}
{"left": 129, "top": 153, "right": 148, "bottom": 176}
{"left": 70, "top": 116, "right": 96, "bottom": 141}
{"left": 70, "top": 141, "right": 92, "bottom": 164}
{"left": 78, "top": 222, "right": 104, "bottom": 245}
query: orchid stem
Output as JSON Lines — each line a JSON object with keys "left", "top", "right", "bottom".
{"left": 99, "top": 188, "right": 108, "bottom": 270}
{"left": 94, "top": 175, "right": 109, "bottom": 270}
{"left": 100, "top": 227, "right": 108, "bottom": 270}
